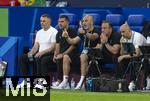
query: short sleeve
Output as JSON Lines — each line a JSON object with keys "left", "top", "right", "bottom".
{"left": 134, "top": 35, "right": 144, "bottom": 48}
{"left": 56, "top": 31, "right": 61, "bottom": 43}
{"left": 35, "top": 31, "right": 39, "bottom": 43}
{"left": 51, "top": 29, "right": 58, "bottom": 43}
{"left": 112, "top": 32, "right": 121, "bottom": 45}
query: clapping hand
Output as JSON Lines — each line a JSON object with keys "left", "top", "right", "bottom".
{"left": 100, "top": 33, "right": 108, "bottom": 44}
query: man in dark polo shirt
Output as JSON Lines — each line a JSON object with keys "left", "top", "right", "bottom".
{"left": 51, "top": 15, "right": 78, "bottom": 89}
{"left": 96, "top": 20, "right": 121, "bottom": 75}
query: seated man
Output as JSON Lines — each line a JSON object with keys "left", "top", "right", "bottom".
{"left": 96, "top": 20, "right": 121, "bottom": 75}
{"left": 117, "top": 22, "right": 147, "bottom": 91}
{"left": 52, "top": 15, "right": 100, "bottom": 89}
{"left": 18, "top": 14, "right": 58, "bottom": 85}
{"left": 51, "top": 15, "right": 78, "bottom": 88}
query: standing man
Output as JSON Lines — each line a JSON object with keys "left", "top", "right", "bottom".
{"left": 19, "top": 14, "right": 58, "bottom": 78}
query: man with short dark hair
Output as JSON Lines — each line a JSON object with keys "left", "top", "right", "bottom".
{"left": 51, "top": 15, "right": 78, "bottom": 89}
{"left": 18, "top": 14, "right": 58, "bottom": 87}
{"left": 96, "top": 20, "right": 121, "bottom": 67}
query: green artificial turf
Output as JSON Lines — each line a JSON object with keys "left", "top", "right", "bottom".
{"left": 1, "top": 89, "right": 150, "bottom": 101}
{"left": 50, "top": 90, "right": 150, "bottom": 101}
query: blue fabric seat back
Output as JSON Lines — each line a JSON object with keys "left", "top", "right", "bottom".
{"left": 106, "top": 14, "right": 124, "bottom": 32}
{"left": 102, "top": 64, "right": 115, "bottom": 69}
{"left": 127, "top": 14, "right": 144, "bottom": 32}
{"left": 106, "top": 14, "right": 124, "bottom": 26}
{"left": 83, "top": 13, "right": 101, "bottom": 27}
{"left": 59, "top": 13, "right": 78, "bottom": 26}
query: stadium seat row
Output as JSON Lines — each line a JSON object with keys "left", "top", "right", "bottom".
{"left": 59, "top": 13, "right": 144, "bottom": 32}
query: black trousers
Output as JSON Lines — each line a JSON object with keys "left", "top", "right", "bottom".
{"left": 116, "top": 58, "right": 138, "bottom": 80}
{"left": 19, "top": 53, "right": 54, "bottom": 76}
{"left": 116, "top": 58, "right": 130, "bottom": 79}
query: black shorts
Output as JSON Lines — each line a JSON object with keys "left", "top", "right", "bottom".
{"left": 68, "top": 53, "right": 80, "bottom": 66}
{"left": 68, "top": 53, "right": 81, "bottom": 73}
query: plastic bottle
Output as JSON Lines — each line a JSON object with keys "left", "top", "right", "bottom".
{"left": 28, "top": 53, "right": 33, "bottom": 61}
{"left": 88, "top": 77, "right": 93, "bottom": 91}
{"left": 71, "top": 78, "right": 75, "bottom": 89}
{"left": 52, "top": 77, "right": 55, "bottom": 86}
{"left": 117, "top": 82, "right": 123, "bottom": 92}
{"left": 147, "top": 36, "right": 150, "bottom": 44}
{"left": 0, "top": 57, "right": 3, "bottom": 76}
{"left": 86, "top": 77, "right": 93, "bottom": 91}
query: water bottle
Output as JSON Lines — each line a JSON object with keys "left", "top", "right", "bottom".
{"left": 0, "top": 57, "right": 3, "bottom": 76}
{"left": 28, "top": 53, "right": 33, "bottom": 62}
{"left": 0, "top": 57, "right": 7, "bottom": 77}
{"left": 117, "top": 82, "right": 123, "bottom": 92}
{"left": 71, "top": 78, "right": 75, "bottom": 89}
{"left": 89, "top": 77, "right": 93, "bottom": 91}
{"left": 147, "top": 36, "right": 150, "bottom": 44}
{"left": 86, "top": 77, "right": 93, "bottom": 91}
{"left": 52, "top": 77, "right": 55, "bottom": 86}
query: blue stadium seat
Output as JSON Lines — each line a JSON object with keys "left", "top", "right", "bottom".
{"left": 127, "top": 14, "right": 144, "bottom": 32}
{"left": 83, "top": 13, "right": 101, "bottom": 28}
{"left": 113, "top": 26, "right": 120, "bottom": 32}
{"left": 102, "top": 64, "right": 115, "bottom": 69}
{"left": 106, "top": 14, "right": 124, "bottom": 26}
{"left": 130, "top": 26, "right": 143, "bottom": 32}
{"left": 106, "top": 14, "right": 124, "bottom": 32}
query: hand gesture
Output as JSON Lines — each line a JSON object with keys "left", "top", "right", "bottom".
{"left": 62, "top": 28, "right": 68, "bottom": 38}
{"left": 78, "top": 27, "right": 86, "bottom": 35}
{"left": 100, "top": 33, "right": 108, "bottom": 44}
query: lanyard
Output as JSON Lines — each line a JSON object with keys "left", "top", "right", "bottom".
{"left": 83, "top": 33, "right": 91, "bottom": 48}
{"left": 127, "top": 31, "right": 135, "bottom": 43}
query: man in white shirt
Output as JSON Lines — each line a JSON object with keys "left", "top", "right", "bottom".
{"left": 116, "top": 23, "right": 146, "bottom": 91}
{"left": 19, "top": 14, "right": 58, "bottom": 77}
